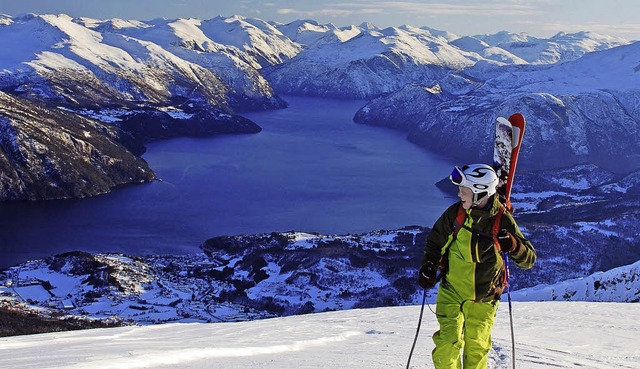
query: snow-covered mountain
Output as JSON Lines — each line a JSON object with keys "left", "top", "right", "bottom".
{"left": 263, "top": 24, "right": 478, "bottom": 98}
{"left": 264, "top": 22, "right": 629, "bottom": 98}
{"left": 449, "top": 36, "right": 528, "bottom": 65}
{"left": 0, "top": 13, "right": 286, "bottom": 112}
{"left": 1, "top": 13, "right": 636, "bottom": 193}
{"left": 474, "top": 30, "right": 628, "bottom": 64}
{"left": 354, "top": 40, "right": 640, "bottom": 174}
{"left": 3, "top": 13, "right": 623, "bottom": 105}
{"left": 264, "top": 22, "right": 628, "bottom": 98}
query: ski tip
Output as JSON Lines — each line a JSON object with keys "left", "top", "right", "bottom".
{"left": 496, "top": 116, "right": 510, "bottom": 125}
{"left": 508, "top": 113, "right": 526, "bottom": 127}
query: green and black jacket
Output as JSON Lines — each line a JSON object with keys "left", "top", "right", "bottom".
{"left": 422, "top": 195, "right": 536, "bottom": 301}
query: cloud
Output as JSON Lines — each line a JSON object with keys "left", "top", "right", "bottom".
{"left": 277, "top": 7, "right": 381, "bottom": 19}
{"left": 272, "top": 0, "right": 640, "bottom": 40}
{"left": 331, "top": 1, "right": 539, "bottom": 16}
{"left": 276, "top": 1, "right": 539, "bottom": 20}
{"left": 540, "top": 22, "right": 640, "bottom": 39}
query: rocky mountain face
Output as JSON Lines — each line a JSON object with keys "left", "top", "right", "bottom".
{"left": 113, "top": 107, "right": 262, "bottom": 141}
{"left": 0, "top": 92, "right": 154, "bottom": 200}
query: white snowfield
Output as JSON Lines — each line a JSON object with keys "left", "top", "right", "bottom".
{"left": 0, "top": 302, "right": 637, "bottom": 369}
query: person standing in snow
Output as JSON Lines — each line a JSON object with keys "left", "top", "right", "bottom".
{"left": 418, "top": 164, "right": 536, "bottom": 369}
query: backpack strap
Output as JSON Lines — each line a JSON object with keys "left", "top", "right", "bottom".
{"left": 492, "top": 205, "right": 506, "bottom": 252}
{"left": 492, "top": 204, "right": 509, "bottom": 290}
{"left": 438, "top": 203, "right": 467, "bottom": 280}
{"left": 452, "top": 203, "right": 467, "bottom": 239}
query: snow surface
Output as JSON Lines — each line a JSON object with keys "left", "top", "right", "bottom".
{"left": 0, "top": 302, "right": 637, "bottom": 369}
{"left": 513, "top": 260, "right": 640, "bottom": 302}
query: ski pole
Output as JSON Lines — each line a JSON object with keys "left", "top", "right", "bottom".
{"left": 503, "top": 253, "right": 516, "bottom": 369}
{"left": 406, "top": 288, "right": 427, "bottom": 369}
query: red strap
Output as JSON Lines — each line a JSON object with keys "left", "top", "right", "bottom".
{"left": 441, "top": 204, "right": 468, "bottom": 271}
{"left": 493, "top": 205, "right": 509, "bottom": 287}
{"left": 504, "top": 198, "right": 513, "bottom": 213}
{"left": 452, "top": 204, "right": 466, "bottom": 238}
{"left": 492, "top": 205, "right": 506, "bottom": 251}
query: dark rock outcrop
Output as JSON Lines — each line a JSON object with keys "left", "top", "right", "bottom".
{"left": 116, "top": 107, "right": 262, "bottom": 142}
{"left": 0, "top": 92, "right": 155, "bottom": 201}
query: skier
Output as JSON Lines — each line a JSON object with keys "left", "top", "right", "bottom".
{"left": 418, "top": 164, "right": 536, "bottom": 369}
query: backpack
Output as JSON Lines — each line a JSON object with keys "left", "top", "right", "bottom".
{"left": 440, "top": 202, "right": 508, "bottom": 291}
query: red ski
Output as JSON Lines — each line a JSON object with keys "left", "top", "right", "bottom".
{"left": 493, "top": 113, "right": 526, "bottom": 211}
{"left": 493, "top": 112, "right": 526, "bottom": 369}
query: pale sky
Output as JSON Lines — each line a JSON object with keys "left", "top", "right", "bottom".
{"left": 2, "top": 0, "right": 640, "bottom": 40}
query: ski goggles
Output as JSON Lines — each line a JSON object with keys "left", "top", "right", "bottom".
{"left": 449, "top": 166, "right": 469, "bottom": 187}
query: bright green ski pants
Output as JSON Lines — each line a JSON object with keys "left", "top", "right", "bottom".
{"left": 432, "top": 284, "right": 499, "bottom": 369}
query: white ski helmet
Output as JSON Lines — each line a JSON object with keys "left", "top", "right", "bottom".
{"left": 449, "top": 164, "right": 499, "bottom": 204}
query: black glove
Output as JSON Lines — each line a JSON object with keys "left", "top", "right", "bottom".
{"left": 497, "top": 229, "right": 517, "bottom": 253}
{"left": 418, "top": 261, "right": 438, "bottom": 289}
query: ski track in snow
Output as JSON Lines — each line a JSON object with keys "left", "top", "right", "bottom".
{"left": 0, "top": 302, "right": 638, "bottom": 369}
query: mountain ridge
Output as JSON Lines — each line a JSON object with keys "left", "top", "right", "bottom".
{"left": 354, "top": 40, "right": 640, "bottom": 174}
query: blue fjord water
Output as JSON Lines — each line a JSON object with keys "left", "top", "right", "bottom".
{"left": 0, "top": 96, "right": 457, "bottom": 268}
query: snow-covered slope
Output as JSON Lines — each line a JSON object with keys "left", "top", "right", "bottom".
{"left": 82, "top": 15, "right": 298, "bottom": 110}
{"left": 450, "top": 36, "right": 527, "bottom": 65}
{"left": 514, "top": 260, "right": 640, "bottom": 302}
{"left": 1, "top": 14, "right": 221, "bottom": 107}
{"left": 275, "top": 19, "right": 338, "bottom": 45}
{"left": 0, "top": 302, "right": 637, "bottom": 369}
